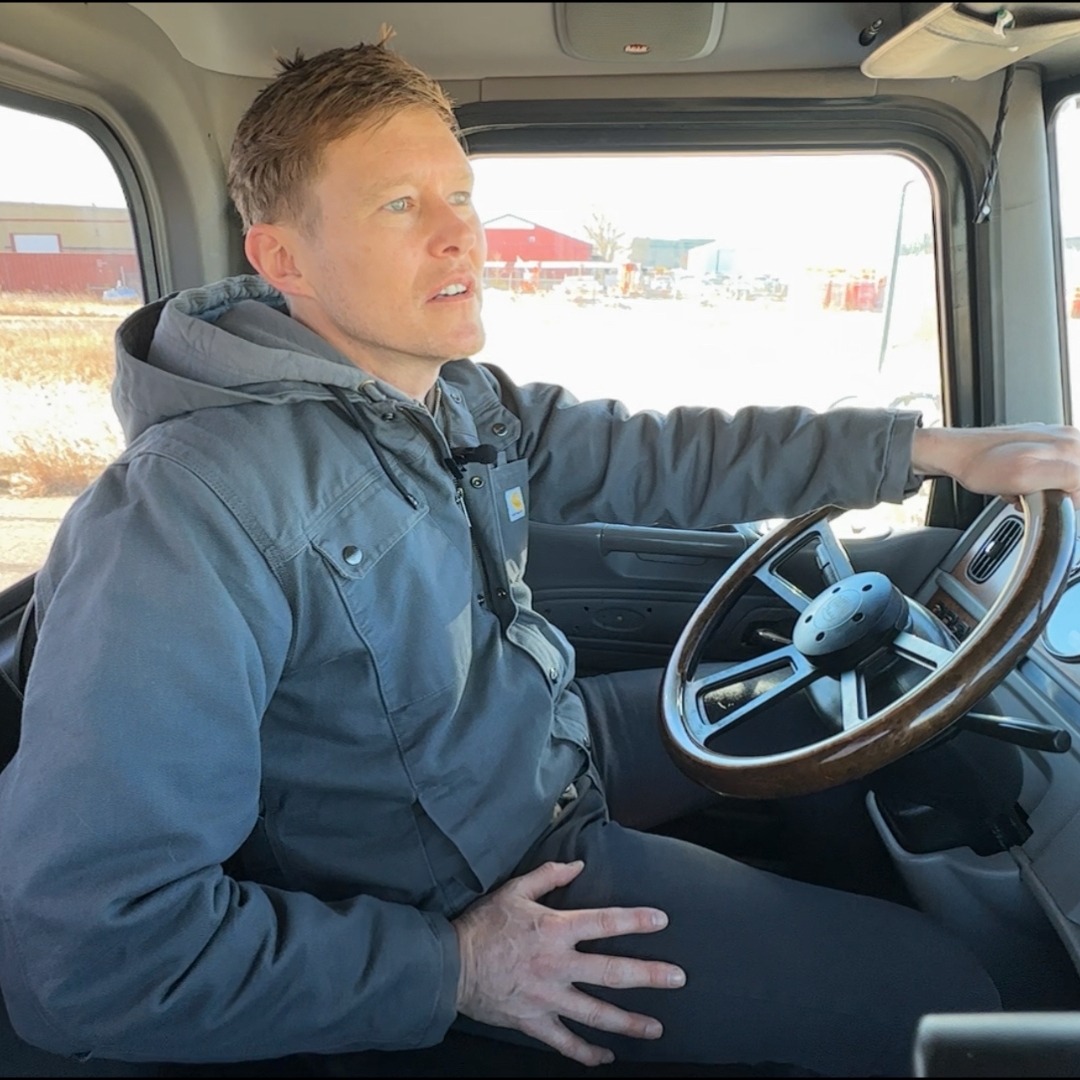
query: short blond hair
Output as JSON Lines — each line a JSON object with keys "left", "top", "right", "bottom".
{"left": 228, "top": 36, "right": 457, "bottom": 232}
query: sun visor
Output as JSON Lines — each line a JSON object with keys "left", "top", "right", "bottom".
{"left": 861, "top": 3, "right": 1080, "bottom": 81}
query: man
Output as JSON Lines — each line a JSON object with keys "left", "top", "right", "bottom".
{"left": 1, "top": 38, "right": 1078, "bottom": 1077}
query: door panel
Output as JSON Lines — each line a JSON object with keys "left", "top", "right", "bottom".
{"left": 526, "top": 522, "right": 963, "bottom": 675}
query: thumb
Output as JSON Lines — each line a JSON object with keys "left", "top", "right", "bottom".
{"left": 512, "top": 860, "right": 585, "bottom": 901}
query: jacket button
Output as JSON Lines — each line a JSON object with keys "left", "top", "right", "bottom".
{"left": 492, "top": 422, "right": 508, "bottom": 436}
{"left": 548, "top": 667, "right": 559, "bottom": 681}
{"left": 470, "top": 475, "right": 484, "bottom": 488}
{"left": 342, "top": 545, "right": 364, "bottom": 565}
{"left": 381, "top": 411, "right": 397, "bottom": 421}
{"left": 496, "top": 587, "right": 508, "bottom": 600}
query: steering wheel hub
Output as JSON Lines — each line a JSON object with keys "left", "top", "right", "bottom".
{"left": 791, "top": 571, "right": 907, "bottom": 673}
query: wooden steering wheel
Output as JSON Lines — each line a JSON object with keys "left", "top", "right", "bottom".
{"left": 660, "top": 491, "right": 1075, "bottom": 799}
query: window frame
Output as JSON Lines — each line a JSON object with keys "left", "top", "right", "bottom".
{"left": 0, "top": 86, "right": 158, "bottom": 613}
{"left": 1044, "top": 77, "right": 1080, "bottom": 427}
{"left": 0, "top": 84, "right": 161, "bottom": 302}
{"left": 458, "top": 94, "right": 995, "bottom": 529}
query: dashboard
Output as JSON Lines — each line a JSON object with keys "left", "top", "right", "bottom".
{"left": 922, "top": 500, "right": 1080, "bottom": 722}
{"left": 901, "top": 498, "right": 1080, "bottom": 966}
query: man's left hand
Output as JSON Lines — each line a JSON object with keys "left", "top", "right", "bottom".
{"left": 911, "top": 424, "right": 1080, "bottom": 507}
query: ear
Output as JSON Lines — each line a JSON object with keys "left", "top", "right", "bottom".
{"left": 244, "top": 223, "right": 314, "bottom": 299}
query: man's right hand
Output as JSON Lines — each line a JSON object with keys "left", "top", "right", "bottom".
{"left": 452, "top": 859, "right": 685, "bottom": 1066}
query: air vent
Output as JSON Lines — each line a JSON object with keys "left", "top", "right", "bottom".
{"left": 967, "top": 517, "right": 1023, "bottom": 584}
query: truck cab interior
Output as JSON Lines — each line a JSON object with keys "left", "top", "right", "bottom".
{"left": 5, "top": 2, "right": 1080, "bottom": 1076}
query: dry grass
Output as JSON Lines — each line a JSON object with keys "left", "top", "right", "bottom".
{"left": 0, "top": 291, "right": 139, "bottom": 318}
{"left": 0, "top": 293, "right": 126, "bottom": 495}
{"left": 0, "top": 321, "right": 117, "bottom": 387}
{"left": 0, "top": 308, "right": 122, "bottom": 390}
{"left": 0, "top": 433, "right": 113, "bottom": 497}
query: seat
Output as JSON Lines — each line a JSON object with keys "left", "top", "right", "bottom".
{"left": 0, "top": 664, "right": 21, "bottom": 770}
{"left": 15, "top": 595, "right": 36, "bottom": 698}
{"left": 0, "top": 594, "right": 33, "bottom": 773}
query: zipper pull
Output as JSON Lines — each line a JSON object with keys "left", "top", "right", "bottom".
{"left": 455, "top": 485, "right": 472, "bottom": 529}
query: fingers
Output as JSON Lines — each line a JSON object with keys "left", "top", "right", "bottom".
{"left": 508, "top": 865, "right": 673, "bottom": 947}
{"left": 570, "top": 950, "right": 686, "bottom": 991}
{"left": 1021, "top": 451, "right": 1080, "bottom": 499}
{"left": 511, "top": 859, "right": 585, "bottom": 902}
{"left": 566, "top": 903, "right": 671, "bottom": 942}
{"left": 561, "top": 986, "right": 666, "bottom": 1041}
{"left": 522, "top": 991, "right": 669, "bottom": 1067}
{"left": 984, "top": 429, "right": 1080, "bottom": 498}
{"left": 523, "top": 1016, "right": 616, "bottom": 1067}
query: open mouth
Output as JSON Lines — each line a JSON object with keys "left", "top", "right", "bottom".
{"left": 429, "top": 281, "right": 474, "bottom": 302}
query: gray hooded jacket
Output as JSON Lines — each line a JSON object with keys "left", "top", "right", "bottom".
{"left": 0, "top": 276, "right": 920, "bottom": 1062}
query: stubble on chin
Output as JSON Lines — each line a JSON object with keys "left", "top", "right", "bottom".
{"left": 306, "top": 282, "right": 487, "bottom": 368}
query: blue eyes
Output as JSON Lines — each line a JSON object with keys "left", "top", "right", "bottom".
{"left": 384, "top": 192, "right": 471, "bottom": 213}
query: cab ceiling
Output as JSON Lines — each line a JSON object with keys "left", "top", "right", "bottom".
{"left": 127, "top": 2, "right": 903, "bottom": 80}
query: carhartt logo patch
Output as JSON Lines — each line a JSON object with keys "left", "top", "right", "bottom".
{"left": 505, "top": 486, "right": 526, "bottom": 522}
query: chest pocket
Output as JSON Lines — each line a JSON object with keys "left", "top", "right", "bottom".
{"left": 314, "top": 476, "right": 424, "bottom": 580}
{"left": 314, "top": 479, "right": 472, "bottom": 711}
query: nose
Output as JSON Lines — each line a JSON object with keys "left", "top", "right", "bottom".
{"left": 429, "top": 200, "right": 480, "bottom": 258}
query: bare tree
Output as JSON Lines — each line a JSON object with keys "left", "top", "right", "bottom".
{"left": 583, "top": 211, "right": 625, "bottom": 262}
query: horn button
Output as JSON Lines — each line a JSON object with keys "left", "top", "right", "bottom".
{"left": 791, "top": 571, "right": 908, "bottom": 674}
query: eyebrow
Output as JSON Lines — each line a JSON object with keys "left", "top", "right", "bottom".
{"left": 366, "top": 171, "right": 475, "bottom": 200}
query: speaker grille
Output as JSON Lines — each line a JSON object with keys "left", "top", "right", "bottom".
{"left": 556, "top": 3, "right": 725, "bottom": 63}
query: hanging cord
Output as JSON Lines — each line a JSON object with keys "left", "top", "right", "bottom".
{"left": 323, "top": 385, "right": 420, "bottom": 509}
{"left": 973, "top": 65, "right": 1015, "bottom": 225}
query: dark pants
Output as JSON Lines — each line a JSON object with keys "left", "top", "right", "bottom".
{"left": 462, "top": 666, "right": 1002, "bottom": 1078}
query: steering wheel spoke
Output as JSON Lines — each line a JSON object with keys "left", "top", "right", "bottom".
{"left": 838, "top": 668, "right": 869, "bottom": 730}
{"left": 754, "top": 564, "right": 811, "bottom": 612}
{"left": 754, "top": 518, "right": 856, "bottom": 613}
{"left": 891, "top": 630, "right": 955, "bottom": 670}
{"left": 813, "top": 519, "right": 857, "bottom": 584}
{"left": 688, "top": 646, "right": 822, "bottom": 742}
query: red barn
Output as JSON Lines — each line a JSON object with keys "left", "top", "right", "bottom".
{"left": 483, "top": 214, "right": 593, "bottom": 263}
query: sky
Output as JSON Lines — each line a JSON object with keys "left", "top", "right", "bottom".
{"left": 1055, "top": 96, "right": 1080, "bottom": 237}
{"left": 0, "top": 105, "right": 129, "bottom": 207}
{"left": 3, "top": 96, "right": 1080, "bottom": 266}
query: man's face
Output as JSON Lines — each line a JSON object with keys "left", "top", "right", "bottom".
{"left": 286, "top": 106, "right": 486, "bottom": 381}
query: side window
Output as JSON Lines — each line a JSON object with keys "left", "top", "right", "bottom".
{"left": 471, "top": 153, "right": 943, "bottom": 536}
{"left": 0, "top": 102, "right": 142, "bottom": 590}
{"left": 1054, "top": 95, "right": 1080, "bottom": 421}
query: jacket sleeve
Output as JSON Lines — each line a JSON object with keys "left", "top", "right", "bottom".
{"left": 0, "top": 452, "right": 459, "bottom": 1063}
{"left": 482, "top": 365, "right": 922, "bottom": 528}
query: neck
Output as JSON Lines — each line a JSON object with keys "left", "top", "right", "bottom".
{"left": 289, "top": 303, "right": 441, "bottom": 402}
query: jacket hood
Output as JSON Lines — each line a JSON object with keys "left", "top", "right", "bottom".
{"left": 112, "top": 275, "right": 409, "bottom": 443}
